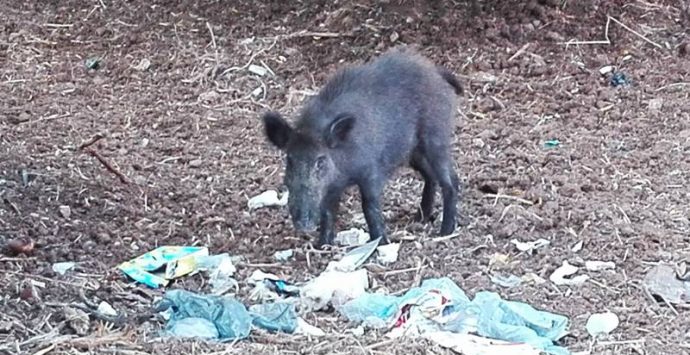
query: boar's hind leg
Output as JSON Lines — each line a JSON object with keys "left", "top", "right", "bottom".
{"left": 410, "top": 150, "right": 437, "bottom": 223}
{"left": 358, "top": 177, "right": 388, "bottom": 244}
{"left": 425, "top": 148, "right": 459, "bottom": 236}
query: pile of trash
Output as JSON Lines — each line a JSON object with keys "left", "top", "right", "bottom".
{"left": 113, "top": 230, "right": 572, "bottom": 355}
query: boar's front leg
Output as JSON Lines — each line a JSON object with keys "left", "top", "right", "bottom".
{"left": 358, "top": 177, "right": 388, "bottom": 245}
{"left": 317, "top": 187, "right": 344, "bottom": 247}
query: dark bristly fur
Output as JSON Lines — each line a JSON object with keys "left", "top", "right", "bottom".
{"left": 263, "top": 46, "right": 462, "bottom": 247}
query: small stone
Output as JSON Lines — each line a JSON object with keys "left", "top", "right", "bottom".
{"left": 188, "top": 159, "right": 203, "bottom": 168}
{"left": 389, "top": 31, "right": 399, "bottom": 43}
{"left": 59, "top": 205, "right": 71, "bottom": 219}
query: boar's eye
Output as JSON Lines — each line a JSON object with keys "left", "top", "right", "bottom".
{"left": 315, "top": 155, "right": 328, "bottom": 173}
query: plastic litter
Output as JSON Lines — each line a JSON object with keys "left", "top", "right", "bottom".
{"left": 424, "top": 331, "right": 541, "bottom": 355}
{"left": 249, "top": 303, "right": 297, "bottom": 334}
{"left": 97, "top": 301, "right": 118, "bottom": 317}
{"left": 339, "top": 277, "right": 569, "bottom": 355}
{"left": 300, "top": 268, "right": 369, "bottom": 312}
{"left": 570, "top": 240, "right": 584, "bottom": 253}
{"left": 295, "top": 317, "right": 326, "bottom": 336}
{"left": 248, "top": 64, "right": 268, "bottom": 76}
{"left": 598, "top": 65, "right": 614, "bottom": 75}
{"left": 584, "top": 260, "right": 615, "bottom": 272}
{"left": 511, "top": 238, "right": 550, "bottom": 254}
{"left": 335, "top": 228, "right": 370, "bottom": 246}
{"left": 585, "top": 312, "right": 619, "bottom": 337}
{"left": 642, "top": 264, "right": 690, "bottom": 304}
{"left": 196, "top": 253, "right": 239, "bottom": 295}
{"left": 326, "top": 237, "right": 381, "bottom": 272}
{"left": 52, "top": 262, "right": 76, "bottom": 275}
{"left": 274, "top": 249, "right": 294, "bottom": 262}
{"left": 166, "top": 317, "right": 219, "bottom": 339}
{"left": 491, "top": 274, "right": 523, "bottom": 288}
{"left": 247, "top": 190, "right": 288, "bottom": 210}
{"left": 248, "top": 270, "right": 300, "bottom": 302}
{"left": 117, "top": 246, "right": 209, "bottom": 288}
{"left": 155, "top": 289, "right": 252, "bottom": 341}
{"left": 376, "top": 243, "right": 400, "bottom": 264}
{"left": 543, "top": 140, "right": 560, "bottom": 149}
{"left": 85, "top": 57, "right": 101, "bottom": 70}
{"left": 550, "top": 261, "right": 590, "bottom": 286}
{"left": 610, "top": 72, "right": 629, "bottom": 87}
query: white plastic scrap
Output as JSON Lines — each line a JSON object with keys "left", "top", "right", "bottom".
{"left": 334, "top": 228, "right": 370, "bottom": 246}
{"left": 490, "top": 274, "right": 522, "bottom": 288}
{"left": 300, "top": 268, "right": 369, "bottom": 311}
{"left": 97, "top": 301, "right": 118, "bottom": 317}
{"left": 599, "top": 65, "right": 614, "bottom": 75}
{"left": 376, "top": 243, "right": 400, "bottom": 264}
{"left": 585, "top": 260, "right": 616, "bottom": 272}
{"left": 510, "top": 238, "right": 550, "bottom": 254}
{"left": 550, "top": 261, "right": 590, "bottom": 286}
{"left": 571, "top": 240, "right": 584, "bottom": 253}
{"left": 248, "top": 64, "right": 268, "bottom": 76}
{"left": 247, "top": 190, "right": 288, "bottom": 210}
{"left": 326, "top": 238, "right": 381, "bottom": 272}
{"left": 424, "top": 331, "right": 541, "bottom": 355}
{"left": 295, "top": 317, "right": 326, "bottom": 336}
{"left": 52, "top": 262, "right": 76, "bottom": 275}
{"left": 273, "top": 249, "right": 294, "bottom": 262}
{"left": 585, "top": 312, "right": 619, "bottom": 337}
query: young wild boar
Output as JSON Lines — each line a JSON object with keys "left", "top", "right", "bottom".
{"left": 262, "top": 46, "right": 462, "bottom": 247}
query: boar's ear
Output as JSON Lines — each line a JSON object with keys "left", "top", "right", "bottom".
{"left": 325, "top": 113, "right": 355, "bottom": 148}
{"left": 263, "top": 111, "right": 292, "bottom": 150}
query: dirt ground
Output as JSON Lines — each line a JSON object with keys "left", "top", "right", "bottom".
{"left": 1, "top": 0, "right": 689, "bottom": 354}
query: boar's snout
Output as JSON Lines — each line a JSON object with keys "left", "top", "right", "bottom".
{"left": 290, "top": 206, "right": 320, "bottom": 233}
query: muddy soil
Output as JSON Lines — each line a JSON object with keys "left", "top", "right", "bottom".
{"left": 1, "top": 0, "right": 689, "bottom": 354}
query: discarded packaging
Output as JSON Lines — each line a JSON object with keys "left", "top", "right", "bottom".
{"left": 585, "top": 312, "right": 619, "bottom": 337}
{"left": 491, "top": 274, "right": 523, "bottom": 288}
{"left": 274, "top": 249, "right": 294, "bottom": 262}
{"left": 376, "top": 243, "right": 400, "bottom": 264}
{"left": 543, "top": 140, "right": 560, "bottom": 149}
{"left": 599, "top": 65, "right": 614, "bottom": 75}
{"left": 97, "top": 301, "right": 118, "bottom": 317}
{"left": 249, "top": 302, "right": 297, "bottom": 334}
{"left": 550, "top": 261, "right": 590, "bottom": 286}
{"left": 196, "top": 253, "right": 239, "bottom": 295}
{"left": 335, "top": 228, "right": 370, "bottom": 246}
{"left": 248, "top": 270, "right": 300, "bottom": 302}
{"left": 511, "top": 238, "right": 550, "bottom": 254}
{"left": 85, "top": 57, "right": 101, "bottom": 70}
{"left": 339, "top": 277, "right": 569, "bottom": 355}
{"left": 300, "top": 268, "right": 369, "bottom": 311}
{"left": 643, "top": 264, "right": 690, "bottom": 304}
{"left": 424, "top": 331, "right": 541, "bottom": 355}
{"left": 584, "top": 260, "right": 615, "bottom": 272}
{"left": 117, "top": 246, "right": 209, "bottom": 288}
{"left": 295, "top": 317, "right": 326, "bottom": 336}
{"left": 52, "top": 261, "right": 76, "bottom": 275}
{"left": 247, "top": 189, "right": 289, "bottom": 210}
{"left": 326, "top": 237, "right": 381, "bottom": 272}
{"left": 248, "top": 64, "right": 268, "bottom": 76}
{"left": 156, "top": 289, "right": 252, "bottom": 340}
{"left": 610, "top": 72, "right": 629, "bottom": 87}
{"left": 570, "top": 240, "right": 584, "bottom": 253}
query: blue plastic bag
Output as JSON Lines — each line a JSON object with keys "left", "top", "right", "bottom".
{"left": 249, "top": 303, "right": 298, "bottom": 334}
{"left": 156, "top": 289, "right": 252, "bottom": 341}
{"left": 338, "top": 277, "right": 570, "bottom": 355}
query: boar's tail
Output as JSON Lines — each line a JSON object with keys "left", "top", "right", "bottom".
{"left": 437, "top": 66, "right": 463, "bottom": 95}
